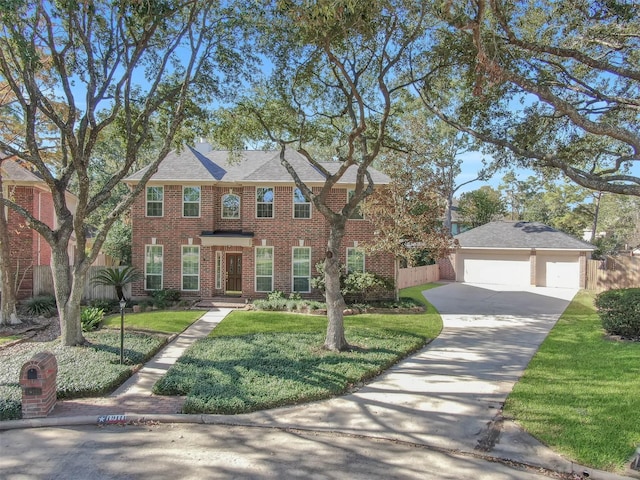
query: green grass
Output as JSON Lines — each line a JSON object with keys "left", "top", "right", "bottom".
{"left": 0, "top": 331, "right": 168, "bottom": 420}
{"left": 154, "top": 283, "right": 443, "bottom": 414}
{"left": 504, "top": 291, "right": 640, "bottom": 472}
{"left": 102, "top": 310, "right": 204, "bottom": 334}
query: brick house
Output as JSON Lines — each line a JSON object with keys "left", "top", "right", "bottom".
{"left": 1, "top": 158, "right": 77, "bottom": 299}
{"left": 124, "top": 142, "right": 394, "bottom": 300}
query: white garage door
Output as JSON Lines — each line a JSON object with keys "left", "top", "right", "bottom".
{"left": 537, "top": 254, "right": 580, "bottom": 289}
{"left": 461, "top": 253, "right": 531, "bottom": 286}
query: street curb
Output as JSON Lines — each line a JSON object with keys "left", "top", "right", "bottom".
{"left": 1, "top": 413, "right": 637, "bottom": 480}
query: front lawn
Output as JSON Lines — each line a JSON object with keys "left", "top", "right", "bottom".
{"left": 153, "top": 283, "right": 443, "bottom": 414}
{"left": 102, "top": 310, "right": 205, "bottom": 333}
{"left": 0, "top": 336, "right": 19, "bottom": 346}
{"left": 504, "top": 290, "right": 640, "bottom": 473}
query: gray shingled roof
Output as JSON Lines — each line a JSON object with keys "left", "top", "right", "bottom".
{"left": 124, "top": 148, "right": 391, "bottom": 185}
{"left": 1, "top": 158, "right": 44, "bottom": 184}
{"left": 455, "top": 221, "right": 595, "bottom": 250}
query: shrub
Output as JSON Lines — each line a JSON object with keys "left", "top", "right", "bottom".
{"left": 595, "top": 288, "right": 640, "bottom": 338}
{"left": 150, "top": 289, "right": 181, "bottom": 308}
{"left": 25, "top": 295, "right": 57, "bottom": 317}
{"left": 89, "top": 298, "right": 120, "bottom": 313}
{"left": 267, "top": 290, "right": 285, "bottom": 301}
{"left": 253, "top": 297, "right": 288, "bottom": 311}
{"left": 342, "top": 272, "right": 394, "bottom": 304}
{"left": 81, "top": 307, "right": 104, "bottom": 332}
{"left": 91, "top": 266, "right": 142, "bottom": 301}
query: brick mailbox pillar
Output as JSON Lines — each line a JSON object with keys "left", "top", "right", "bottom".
{"left": 20, "top": 351, "right": 58, "bottom": 418}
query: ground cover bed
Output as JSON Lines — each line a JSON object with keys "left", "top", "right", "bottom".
{"left": 504, "top": 291, "right": 640, "bottom": 473}
{"left": 153, "top": 284, "right": 443, "bottom": 414}
{"left": 0, "top": 330, "right": 169, "bottom": 420}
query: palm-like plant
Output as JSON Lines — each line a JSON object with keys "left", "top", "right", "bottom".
{"left": 91, "top": 266, "right": 143, "bottom": 301}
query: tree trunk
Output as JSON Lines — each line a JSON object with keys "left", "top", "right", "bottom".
{"left": 0, "top": 177, "right": 20, "bottom": 326}
{"left": 443, "top": 194, "right": 453, "bottom": 234}
{"left": 50, "top": 247, "right": 85, "bottom": 346}
{"left": 323, "top": 222, "right": 348, "bottom": 352}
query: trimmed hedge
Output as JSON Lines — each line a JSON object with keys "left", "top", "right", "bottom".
{"left": 595, "top": 288, "right": 640, "bottom": 338}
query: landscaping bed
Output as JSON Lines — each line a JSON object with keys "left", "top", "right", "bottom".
{"left": 153, "top": 285, "right": 442, "bottom": 415}
{"left": 0, "top": 328, "right": 169, "bottom": 421}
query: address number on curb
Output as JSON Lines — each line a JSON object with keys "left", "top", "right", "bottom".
{"left": 97, "top": 414, "right": 127, "bottom": 425}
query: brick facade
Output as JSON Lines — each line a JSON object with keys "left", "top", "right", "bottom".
{"left": 130, "top": 184, "right": 395, "bottom": 300}
{"left": 5, "top": 185, "right": 55, "bottom": 298}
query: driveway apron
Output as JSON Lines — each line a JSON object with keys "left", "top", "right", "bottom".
{"left": 221, "top": 283, "right": 578, "bottom": 471}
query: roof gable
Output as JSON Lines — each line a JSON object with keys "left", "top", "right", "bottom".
{"left": 1, "top": 158, "right": 45, "bottom": 184}
{"left": 124, "top": 148, "right": 390, "bottom": 185}
{"left": 455, "top": 221, "right": 595, "bottom": 250}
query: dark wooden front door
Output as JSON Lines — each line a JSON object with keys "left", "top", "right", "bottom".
{"left": 226, "top": 253, "right": 242, "bottom": 293}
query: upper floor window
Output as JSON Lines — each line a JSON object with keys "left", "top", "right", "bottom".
{"left": 346, "top": 247, "right": 365, "bottom": 274}
{"left": 146, "top": 186, "right": 163, "bottom": 217}
{"left": 256, "top": 187, "right": 274, "bottom": 218}
{"left": 293, "top": 188, "right": 311, "bottom": 219}
{"left": 222, "top": 193, "right": 241, "bottom": 219}
{"left": 183, "top": 186, "right": 201, "bottom": 217}
{"left": 347, "top": 190, "right": 364, "bottom": 219}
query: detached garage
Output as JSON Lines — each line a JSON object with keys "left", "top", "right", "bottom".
{"left": 445, "top": 221, "right": 595, "bottom": 289}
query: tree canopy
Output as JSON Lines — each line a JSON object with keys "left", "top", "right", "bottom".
{"left": 210, "top": 0, "right": 441, "bottom": 350}
{"left": 458, "top": 186, "right": 506, "bottom": 228}
{"left": 419, "top": 0, "right": 640, "bottom": 196}
{"left": 0, "top": 0, "right": 250, "bottom": 344}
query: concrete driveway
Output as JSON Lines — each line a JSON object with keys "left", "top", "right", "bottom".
{"left": 217, "top": 282, "right": 581, "bottom": 473}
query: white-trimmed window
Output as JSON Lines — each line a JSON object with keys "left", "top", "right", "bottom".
{"left": 222, "top": 193, "right": 240, "bottom": 219}
{"left": 346, "top": 247, "right": 365, "bottom": 274}
{"left": 215, "top": 251, "right": 223, "bottom": 289}
{"left": 145, "top": 245, "right": 163, "bottom": 290}
{"left": 292, "top": 247, "right": 311, "bottom": 293}
{"left": 182, "top": 245, "right": 200, "bottom": 291}
{"left": 293, "top": 188, "right": 311, "bottom": 219}
{"left": 347, "top": 189, "right": 364, "bottom": 219}
{"left": 183, "top": 186, "right": 201, "bottom": 217}
{"left": 256, "top": 187, "right": 274, "bottom": 218}
{"left": 146, "top": 186, "right": 163, "bottom": 217}
{"left": 255, "top": 246, "right": 274, "bottom": 292}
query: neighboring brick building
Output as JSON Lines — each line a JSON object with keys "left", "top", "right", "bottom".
{"left": 124, "top": 143, "right": 394, "bottom": 300}
{"left": 1, "top": 159, "right": 77, "bottom": 299}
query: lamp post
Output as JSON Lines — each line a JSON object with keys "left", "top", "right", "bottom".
{"left": 119, "top": 298, "right": 127, "bottom": 365}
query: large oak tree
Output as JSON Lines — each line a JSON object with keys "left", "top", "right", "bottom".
{"left": 214, "top": 0, "right": 438, "bottom": 351}
{"left": 0, "top": 0, "right": 249, "bottom": 345}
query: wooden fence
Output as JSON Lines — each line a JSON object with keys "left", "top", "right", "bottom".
{"left": 34, "top": 265, "right": 131, "bottom": 301}
{"left": 585, "top": 256, "right": 640, "bottom": 292}
{"left": 397, "top": 264, "right": 440, "bottom": 289}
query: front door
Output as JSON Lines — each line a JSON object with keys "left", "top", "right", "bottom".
{"left": 226, "top": 253, "right": 242, "bottom": 293}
